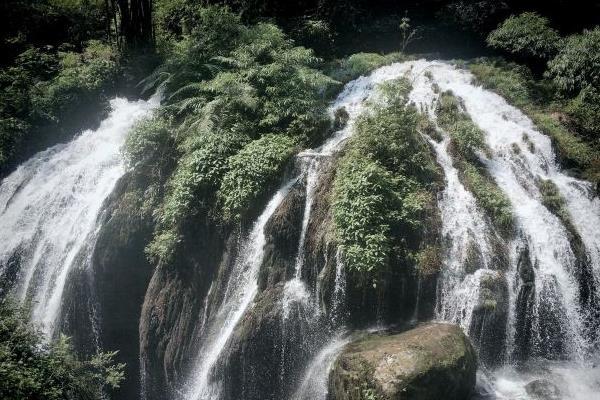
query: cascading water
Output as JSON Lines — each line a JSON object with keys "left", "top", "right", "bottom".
{"left": 400, "top": 60, "right": 600, "bottom": 399}
{"left": 0, "top": 95, "right": 159, "bottom": 339}
{"left": 185, "top": 178, "right": 298, "bottom": 400}
{"left": 185, "top": 64, "right": 417, "bottom": 400}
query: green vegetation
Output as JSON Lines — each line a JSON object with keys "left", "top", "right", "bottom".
{"left": 547, "top": 28, "right": 600, "bottom": 93}
{"left": 487, "top": 12, "right": 562, "bottom": 60}
{"left": 567, "top": 86, "right": 600, "bottom": 136}
{"left": 0, "top": 299, "right": 124, "bottom": 400}
{"left": 538, "top": 178, "right": 567, "bottom": 218}
{"left": 126, "top": 4, "right": 338, "bottom": 264}
{"left": 0, "top": 41, "right": 120, "bottom": 172}
{"left": 218, "top": 135, "right": 298, "bottom": 222}
{"left": 469, "top": 59, "right": 600, "bottom": 188}
{"left": 436, "top": 90, "right": 514, "bottom": 233}
{"left": 332, "top": 79, "right": 440, "bottom": 275}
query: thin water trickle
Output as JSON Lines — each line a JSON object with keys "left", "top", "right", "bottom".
{"left": 186, "top": 177, "right": 298, "bottom": 400}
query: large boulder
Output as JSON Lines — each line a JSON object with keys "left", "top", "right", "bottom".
{"left": 329, "top": 323, "right": 477, "bottom": 400}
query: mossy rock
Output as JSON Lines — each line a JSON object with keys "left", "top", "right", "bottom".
{"left": 329, "top": 323, "right": 477, "bottom": 400}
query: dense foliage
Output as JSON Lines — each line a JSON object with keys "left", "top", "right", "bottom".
{"left": 0, "top": 299, "right": 124, "bottom": 400}
{"left": 126, "top": 4, "right": 337, "bottom": 264}
{"left": 333, "top": 79, "right": 440, "bottom": 275}
{"left": 547, "top": 27, "right": 600, "bottom": 93}
{"left": 0, "top": 41, "right": 120, "bottom": 172}
{"left": 487, "top": 12, "right": 562, "bottom": 60}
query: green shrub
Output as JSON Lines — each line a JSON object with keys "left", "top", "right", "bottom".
{"left": 133, "top": 7, "right": 338, "bottom": 264}
{"left": 0, "top": 299, "right": 124, "bottom": 400}
{"left": 487, "top": 12, "right": 562, "bottom": 60}
{"left": 0, "top": 41, "right": 119, "bottom": 172}
{"left": 567, "top": 86, "right": 600, "bottom": 137}
{"left": 538, "top": 178, "right": 565, "bottom": 215}
{"left": 125, "top": 116, "right": 173, "bottom": 172}
{"left": 436, "top": 91, "right": 487, "bottom": 160}
{"left": 449, "top": 119, "right": 487, "bottom": 159}
{"left": 529, "top": 110, "right": 595, "bottom": 168}
{"left": 469, "top": 60, "right": 532, "bottom": 108}
{"left": 32, "top": 41, "right": 119, "bottom": 122}
{"left": 547, "top": 27, "right": 600, "bottom": 93}
{"left": 333, "top": 155, "right": 399, "bottom": 273}
{"left": 462, "top": 163, "right": 513, "bottom": 233}
{"left": 333, "top": 79, "right": 440, "bottom": 275}
{"left": 218, "top": 134, "right": 298, "bottom": 222}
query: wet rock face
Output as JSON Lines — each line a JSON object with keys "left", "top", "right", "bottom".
{"left": 329, "top": 323, "right": 477, "bottom": 400}
{"left": 139, "top": 222, "right": 230, "bottom": 400}
{"left": 525, "top": 378, "right": 563, "bottom": 400}
{"left": 514, "top": 244, "right": 536, "bottom": 362}
{"left": 221, "top": 162, "right": 341, "bottom": 400}
{"left": 469, "top": 270, "right": 509, "bottom": 367}
{"left": 258, "top": 179, "right": 305, "bottom": 291}
{"left": 218, "top": 285, "right": 320, "bottom": 400}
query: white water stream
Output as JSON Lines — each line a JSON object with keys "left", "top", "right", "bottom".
{"left": 291, "top": 60, "right": 600, "bottom": 400}
{"left": 3, "top": 58, "right": 598, "bottom": 400}
{"left": 186, "top": 63, "right": 420, "bottom": 400}
{"left": 403, "top": 60, "right": 600, "bottom": 400}
{"left": 0, "top": 95, "right": 159, "bottom": 339}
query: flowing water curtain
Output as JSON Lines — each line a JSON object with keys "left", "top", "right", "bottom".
{"left": 184, "top": 62, "right": 420, "bottom": 400}
{"left": 403, "top": 60, "right": 600, "bottom": 398}
{"left": 0, "top": 95, "right": 159, "bottom": 340}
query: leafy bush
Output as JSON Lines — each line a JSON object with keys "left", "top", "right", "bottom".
{"left": 567, "top": 85, "right": 600, "bottom": 137}
{"left": 333, "top": 155, "right": 399, "bottom": 273}
{"left": 0, "top": 41, "right": 119, "bottom": 173}
{"left": 0, "top": 299, "right": 124, "bottom": 400}
{"left": 333, "top": 79, "right": 440, "bottom": 275}
{"left": 218, "top": 134, "right": 298, "bottom": 222}
{"left": 547, "top": 27, "right": 600, "bottom": 93}
{"left": 436, "top": 91, "right": 487, "bottom": 160}
{"left": 469, "top": 60, "right": 532, "bottom": 108}
{"left": 32, "top": 41, "right": 120, "bottom": 122}
{"left": 462, "top": 163, "right": 513, "bottom": 232}
{"left": 131, "top": 6, "right": 338, "bottom": 264}
{"left": 449, "top": 119, "right": 487, "bottom": 158}
{"left": 125, "top": 116, "right": 173, "bottom": 174}
{"left": 487, "top": 12, "right": 562, "bottom": 60}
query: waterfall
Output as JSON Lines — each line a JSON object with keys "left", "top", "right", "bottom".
{"left": 399, "top": 60, "right": 600, "bottom": 399}
{"left": 291, "top": 331, "right": 351, "bottom": 400}
{"left": 0, "top": 95, "right": 159, "bottom": 339}
{"left": 185, "top": 178, "right": 297, "bottom": 400}
{"left": 186, "top": 63, "right": 417, "bottom": 400}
